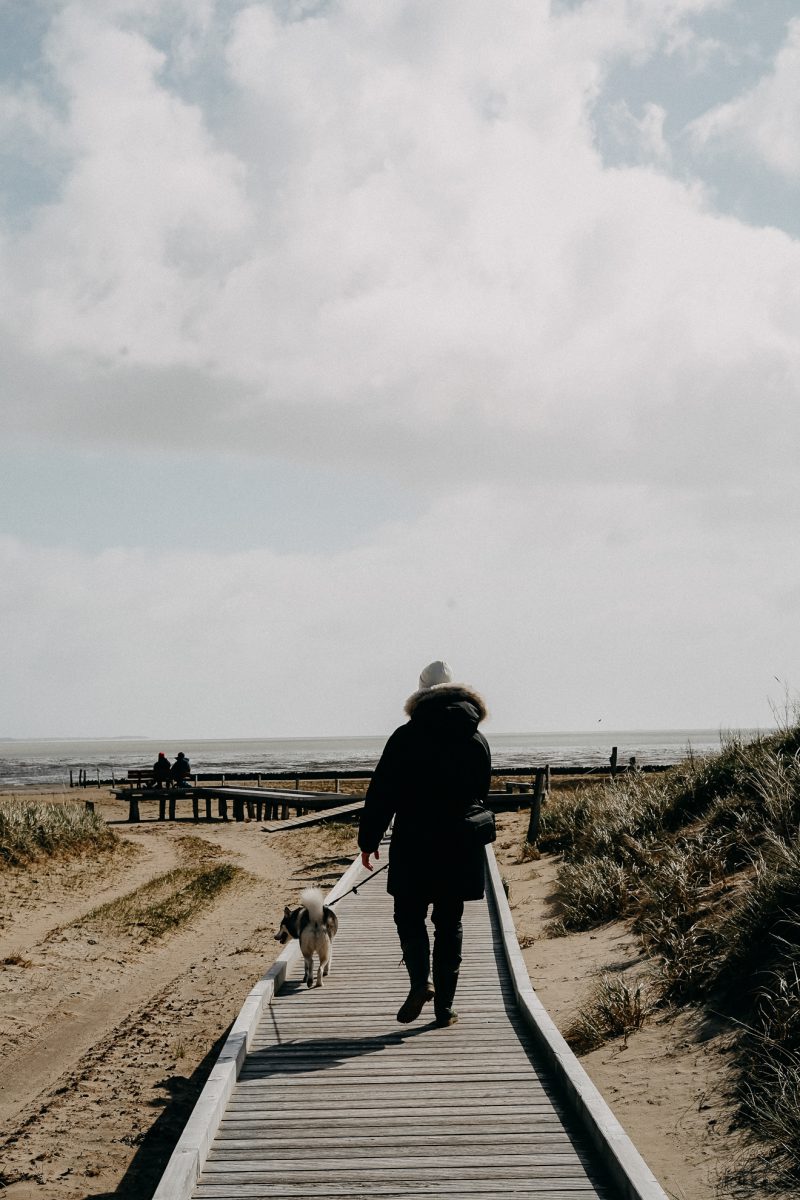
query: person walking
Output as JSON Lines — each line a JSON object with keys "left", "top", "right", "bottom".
{"left": 358, "top": 660, "right": 491, "bottom": 1028}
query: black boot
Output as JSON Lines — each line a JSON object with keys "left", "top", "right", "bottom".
{"left": 432, "top": 928, "right": 462, "bottom": 1027}
{"left": 397, "top": 937, "right": 434, "bottom": 1023}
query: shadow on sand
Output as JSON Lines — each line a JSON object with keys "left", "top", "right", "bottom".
{"left": 84, "top": 1026, "right": 231, "bottom": 1200}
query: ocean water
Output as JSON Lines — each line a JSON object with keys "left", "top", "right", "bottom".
{"left": 0, "top": 728, "right": 765, "bottom": 790}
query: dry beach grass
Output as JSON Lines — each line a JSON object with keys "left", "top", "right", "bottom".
{"left": 2, "top": 738, "right": 796, "bottom": 1198}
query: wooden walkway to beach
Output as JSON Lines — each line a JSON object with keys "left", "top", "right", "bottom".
{"left": 259, "top": 798, "right": 365, "bottom": 833}
{"left": 155, "top": 843, "right": 667, "bottom": 1200}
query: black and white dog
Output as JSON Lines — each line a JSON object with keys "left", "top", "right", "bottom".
{"left": 275, "top": 888, "right": 339, "bottom": 988}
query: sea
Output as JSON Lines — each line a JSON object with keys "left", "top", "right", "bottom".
{"left": 0, "top": 729, "right": 766, "bottom": 790}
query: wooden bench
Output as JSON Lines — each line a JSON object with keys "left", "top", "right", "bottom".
{"left": 124, "top": 769, "right": 153, "bottom": 790}
{"left": 122, "top": 789, "right": 229, "bottom": 824}
{"left": 114, "top": 770, "right": 226, "bottom": 824}
{"left": 112, "top": 769, "right": 155, "bottom": 821}
{"left": 194, "top": 788, "right": 364, "bottom": 823}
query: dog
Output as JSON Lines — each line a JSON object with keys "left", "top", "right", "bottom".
{"left": 275, "top": 888, "right": 339, "bottom": 988}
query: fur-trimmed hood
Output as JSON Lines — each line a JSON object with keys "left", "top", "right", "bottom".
{"left": 404, "top": 683, "right": 487, "bottom": 726}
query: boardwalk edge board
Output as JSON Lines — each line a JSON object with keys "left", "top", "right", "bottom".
{"left": 151, "top": 853, "right": 366, "bottom": 1200}
{"left": 484, "top": 846, "right": 669, "bottom": 1200}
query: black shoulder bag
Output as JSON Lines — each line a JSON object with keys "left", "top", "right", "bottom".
{"left": 462, "top": 800, "right": 496, "bottom": 846}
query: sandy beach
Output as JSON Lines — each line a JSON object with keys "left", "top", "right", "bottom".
{"left": 0, "top": 788, "right": 740, "bottom": 1199}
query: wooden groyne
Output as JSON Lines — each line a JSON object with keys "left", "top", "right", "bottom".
{"left": 73, "top": 757, "right": 669, "bottom": 790}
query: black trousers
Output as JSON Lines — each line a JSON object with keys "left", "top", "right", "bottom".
{"left": 393, "top": 895, "right": 464, "bottom": 967}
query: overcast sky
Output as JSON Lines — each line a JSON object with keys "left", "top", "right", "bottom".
{"left": 2, "top": 0, "right": 799, "bottom": 739}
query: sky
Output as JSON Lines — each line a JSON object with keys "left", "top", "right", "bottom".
{"left": 1, "top": 0, "right": 799, "bottom": 740}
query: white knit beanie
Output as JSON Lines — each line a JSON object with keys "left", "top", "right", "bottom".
{"left": 418, "top": 660, "right": 454, "bottom": 690}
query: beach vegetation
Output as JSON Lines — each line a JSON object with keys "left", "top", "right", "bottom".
{"left": 533, "top": 725, "right": 800, "bottom": 1189}
{"left": 78, "top": 862, "right": 242, "bottom": 940}
{"left": 565, "top": 973, "right": 655, "bottom": 1054}
{"left": 0, "top": 796, "right": 118, "bottom": 867}
{"left": 315, "top": 819, "right": 359, "bottom": 850}
{"left": 555, "top": 857, "right": 631, "bottom": 928}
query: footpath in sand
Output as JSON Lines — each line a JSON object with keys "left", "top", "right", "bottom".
{"left": 0, "top": 791, "right": 741, "bottom": 1199}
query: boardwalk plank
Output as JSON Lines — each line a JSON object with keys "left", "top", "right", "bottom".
{"left": 195, "top": 1180, "right": 606, "bottom": 1190}
{"left": 215, "top": 1130, "right": 577, "bottom": 1149}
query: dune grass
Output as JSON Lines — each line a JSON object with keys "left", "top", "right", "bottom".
{"left": 565, "top": 973, "right": 655, "bottom": 1054}
{"left": 0, "top": 796, "right": 118, "bottom": 867}
{"left": 314, "top": 818, "right": 359, "bottom": 850}
{"left": 534, "top": 726, "right": 800, "bottom": 1189}
{"left": 80, "top": 862, "right": 242, "bottom": 940}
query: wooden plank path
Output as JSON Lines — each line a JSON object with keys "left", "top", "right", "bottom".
{"left": 259, "top": 798, "right": 365, "bottom": 832}
{"left": 155, "top": 843, "right": 667, "bottom": 1200}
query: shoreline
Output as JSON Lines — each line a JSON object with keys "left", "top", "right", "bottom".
{"left": 0, "top": 726, "right": 751, "bottom": 791}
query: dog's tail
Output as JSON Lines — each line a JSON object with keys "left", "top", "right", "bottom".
{"left": 300, "top": 887, "right": 325, "bottom": 925}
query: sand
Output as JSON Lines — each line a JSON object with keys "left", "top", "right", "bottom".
{"left": 0, "top": 790, "right": 741, "bottom": 1199}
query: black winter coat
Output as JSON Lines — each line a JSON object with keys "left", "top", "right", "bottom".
{"left": 358, "top": 685, "right": 491, "bottom": 902}
{"left": 152, "top": 756, "right": 171, "bottom": 782}
{"left": 170, "top": 754, "right": 190, "bottom": 782}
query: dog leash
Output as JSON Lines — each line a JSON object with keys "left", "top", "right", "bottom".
{"left": 327, "top": 861, "right": 389, "bottom": 906}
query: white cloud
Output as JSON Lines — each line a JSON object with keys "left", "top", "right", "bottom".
{"left": 2, "top": 477, "right": 796, "bottom": 737}
{"left": 4, "top": 4, "right": 251, "bottom": 364}
{"left": 551, "top": 0, "right": 729, "bottom": 71}
{"left": 1, "top": 1, "right": 797, "bottom": 499}
{"left": 1, "top": 1, "right": 799, "bottom": 737}
{"left": 689, "top": 16, "right": 800, "bottom": 180}
{"left": 603, "top": 99, "right": 672, "bottom": 165}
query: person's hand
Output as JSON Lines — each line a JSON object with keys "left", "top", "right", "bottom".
{"left": 361, "top": 848, "right": 380, "bottom": 871}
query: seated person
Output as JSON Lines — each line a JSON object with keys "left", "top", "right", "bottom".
{"left": 150, "top": 752, "right": 171, "bottom": 789}
{"left": 170, "top": 752, "right": 191, "bottom": 787}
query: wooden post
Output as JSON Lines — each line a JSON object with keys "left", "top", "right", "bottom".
{"left": 158, "top": 794, "right": 166, "bottom": 821}
{"left": 526, "top": 767, "right": 546, "bottom": 844}
{"left": 69, "top": 769, "right": 74, "bottom": 789}
{"left": 218, "top": 796, "right": 228, "bottom": 821}
{"left": 257, "top": 774, "right": 262, "bottom": 789}
{"left": 96, "top": 767, "right": 101, "bottom": 787}
{"left": 168, "top": 793, "right": 176, "bottom": 820}
{"left": 335, "top": 775, "right": 340, "bottom": 794}
{"left": 610, "top": 746, "right": 618, "bottom": 777}
{"left": 233, "top": 796, "right": 244, "bottom": 822}
{"left": 294, "top": 775, "right": 299, "bottom": 791}
{"left": 128, "top": 796, "right": 140, "bottom": 823}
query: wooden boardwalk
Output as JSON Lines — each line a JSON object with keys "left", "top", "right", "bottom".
{"left": 260, "top": 798, "right": 365, "bottom": 832}
{"left": 155, "top": 843, "right": 667, "bottom": 1200}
